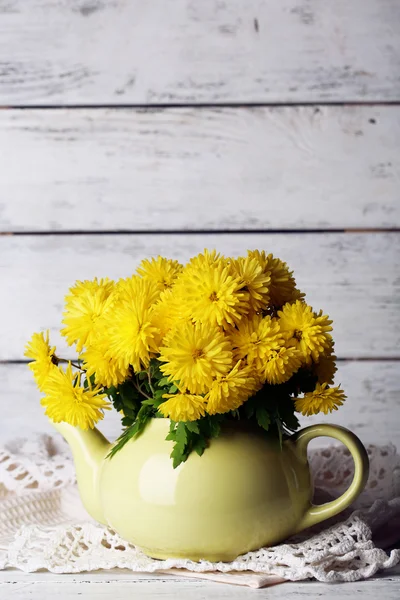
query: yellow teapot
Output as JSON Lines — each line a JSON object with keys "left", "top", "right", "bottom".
{"left": 54, "top": 418, "right": 369, "bottom": 562}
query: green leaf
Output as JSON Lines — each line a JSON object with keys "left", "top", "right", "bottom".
{"left": 256, "top": 406, "right": 271, "bottom": 432}
{"left": 154, "top": 389, "right": 166, "bottom": 401}
{"left": 193, "top": 436, "right": 207, "bottom": 457}
{"left": 142, "top": 398, "right": 164, "bottom": 409}
{"left": 158, "top": 377, "right": 171, "bottom": 388}
{"left": 122, "top": 407, "right": 136, "bottom": 419}
{"left": 169, "top": 384, "right": 178, "bottom": 393}
{"left": 175, "top": 422, "right": 188, "bottom": 450}
{"left": 208, "top": 416, "right": 222, "bottom": 438}
{"left": 185, "top": 421, "right": 200, "bottom": 434}
{"left": 149, "top": 358, "right": 163, "bottom": 381}
{"left": 107, "top": 405, "right": 152, "bottom": 459}
{"left": 105, "top": 385, "right": 117, "bottom": 398}
{"left": 243, "top": 397, "right": 256, "bottom": 419}
{"left": 170, "top": 443, "right": 187, "bottom": 469}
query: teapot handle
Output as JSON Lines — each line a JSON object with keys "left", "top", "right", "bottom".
{"left": 291, "top": 424, "right": 369, "bottom": 533}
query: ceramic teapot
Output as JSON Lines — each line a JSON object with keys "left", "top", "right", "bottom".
{"left": 54, "top": 418, "right": 369, "bottom": 562}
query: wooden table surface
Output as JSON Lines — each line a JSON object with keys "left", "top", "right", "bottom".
{"left": 1, "top": 567, "right": 400, "bottom": 599}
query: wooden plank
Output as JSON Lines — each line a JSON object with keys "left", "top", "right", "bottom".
{"left": 0, "top": 233, "right": 398, "bottom": 360}
{"left": 0, "top": 1, "right": 399, "bottom": 105}
{"left": 0, "top": 570, "right": 399, "bottom": 599}
{"left": 1, "top": 566, "right": 399, "bottom": 583}
{"left": 1, "top": 106, "right": 400, "bottom": 232}
{"left": 1, "top": 361, "right": 399, "bottom": 446}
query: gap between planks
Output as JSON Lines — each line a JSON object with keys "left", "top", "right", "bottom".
{"left": 2, "top": 101, "right": 400, "bottom": 110}
{"left": 1, "top": 229, "right": 400, "bottom": 236}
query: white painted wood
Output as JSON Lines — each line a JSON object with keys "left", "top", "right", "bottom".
{"left": 0, "top": 568, "right": 400, "bottom": 599}
{"left": 1, "top": 106, "right": 399, "bottom": 231}
{"left": 1, "top": 359, "right": 399, "bottom": 447}
{"left": 0, "top": 233, "right": 398, "bottom": 360}
{"left": 1, "top": 1, "right": 399, "bottom": 104}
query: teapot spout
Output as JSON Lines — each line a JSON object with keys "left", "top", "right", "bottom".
{"left": 52, "top": 421, "right": 111, "bottom": 525}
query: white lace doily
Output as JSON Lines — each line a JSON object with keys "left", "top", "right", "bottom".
{"left": 0, "top": 435, "right": 399, "bottom": 587}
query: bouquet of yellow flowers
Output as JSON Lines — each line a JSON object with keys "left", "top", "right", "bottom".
{"left": 25, "top": 249, "right": 345, "bottom": 467}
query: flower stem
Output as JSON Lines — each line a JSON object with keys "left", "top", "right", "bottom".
{"left": 133, "top": 378, "right": 151, "bottom": 400}
{"left": 58, "top": 358, "right": 85, "bottom": 371}
{"left": 147, "top": 370, "right": 155, "bottom": 396}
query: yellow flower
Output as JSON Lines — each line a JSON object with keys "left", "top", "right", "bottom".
{"left": 231, "top": 256, "right": 271, "bottom": 312}
{"left": 158, "top": 321, "right": 233, "bottom": 394}
{"left": 185, "top": 249, "right": 225, "bottom": 272}
{"left": 61, "top": 278, "right": 115, "bottom": 352}
{"left": 159, "top": 393, "right": 207, "bottom": 422}
{"left": 248, "top": 250, "right": 303, "bottom": 307}
{"left": 24, "top": 331, "right": 58, "bottom": 392}
{"left": 82, "top": 337, "right": 129, "bottom": 388}
{"left": 229, "top": 314, "right": 282, "bottom": 372}
{"left": 136, "top": 256, "right": 183, "bottom": 292}
{"left": 206, "top": 362, "right": 257, "bottom": 415}
{"left": 105, "top": 277, "right": 161, "bottom": 373}
{"left": 41, "top": 363, "right": 110, "bottom": 429}
{"left": 263, "top": 346, "right": 302, "bottom": 385}
{"left": 295, "top": 383, "right": 346, "bottom": 416}
{"left": 313, "top": 342, "right": 337, "bottom": 385}
{"left": 177, "top": 259, "right": 248, "bottom": 329}
{"left": 278, "top": 300, "right": 332, "bottom": 363}
{"left": 151, "top": 288, "right": 187, "bottom": 338}
{"left": 116, "top": 275, "right": 160, "bottom": 306}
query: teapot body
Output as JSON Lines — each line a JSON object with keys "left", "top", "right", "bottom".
{"left": 98, "top": 419, "right": 311, "bottom": 561}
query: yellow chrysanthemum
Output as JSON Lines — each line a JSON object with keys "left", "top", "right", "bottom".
{"left": 295, "top": 383, "right": 346, "bottom": 416}
{"left": 313, "top": 342, "right": 337, "bottom": 385}
{"left": 61, "top": 278, "right": 115, "bottom": 352}
{"left": 206, "top": 362, "right": 257, "bottom": 415}
{"left": 158, "top": 321, "right": 233, "bottom": 394}
{"left": 278, "top": 300, "right": 332, "bottom": 363}
{"left": 177, "top": 260, "right": 248, "bottom": 329}
{"left": 104, "top": 277, "right": 161, "bottom": 373}
{"left": 41, "top": 363, "right": 110, "bottom": 429}
{"left": 136, "top": 256, "right": 183, "bottom": 292}
{"left": 248, "top": 250, "right": 303, "bottom": 307}
{"left": 229, "top": 315, "right": 282, "bottom": 372}
{"left": 263, "top": 346, "right": 302, "bottom": 385}
{"left": 116, "top": 275, "right": 160, "bottom": 306}
{"left": 24, "top": 330, "right": 58, "bottom": 392}
{"left": 151, "top": 288, "right": 187, "bottom": 338}
{"left": 231, "top": 256, "right": 271, "bottom": 312}
{"left": 185, "top": 249, "right": 225, "bottom": 272}
{"left": 158, "top": 393, "right": 207, "bottom": 422}
{"left": 82, "top": 337, "right": 129, "bottom": 388}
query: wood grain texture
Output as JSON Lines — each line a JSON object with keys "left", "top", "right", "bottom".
{"left": 0, "top": 566, "right": 400, "bottom": 599}
{"left": 0, "top": 232, "right": 398, "bottom": 360}
{"left": 2, "top": 361, "right": 399, "bottom": 446}
{"left": 0, "top": 0, "right": 399, "bottom": 105}
{"left": 1, "top": 106, "right": 399, "bottom": 231}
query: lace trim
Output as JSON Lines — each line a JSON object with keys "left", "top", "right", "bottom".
{"left": 0, "top": 435, "right": 399, "bottom": 583}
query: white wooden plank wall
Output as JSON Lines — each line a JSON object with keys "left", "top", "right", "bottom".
{"left": 1, "top": 107, "right": 399, "bottom": 231}
{"left": 1, "top": 0, "right": 399, "bottom": 104}
{"left": 0, "top": 1, "right": 399, "bottom": 451}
